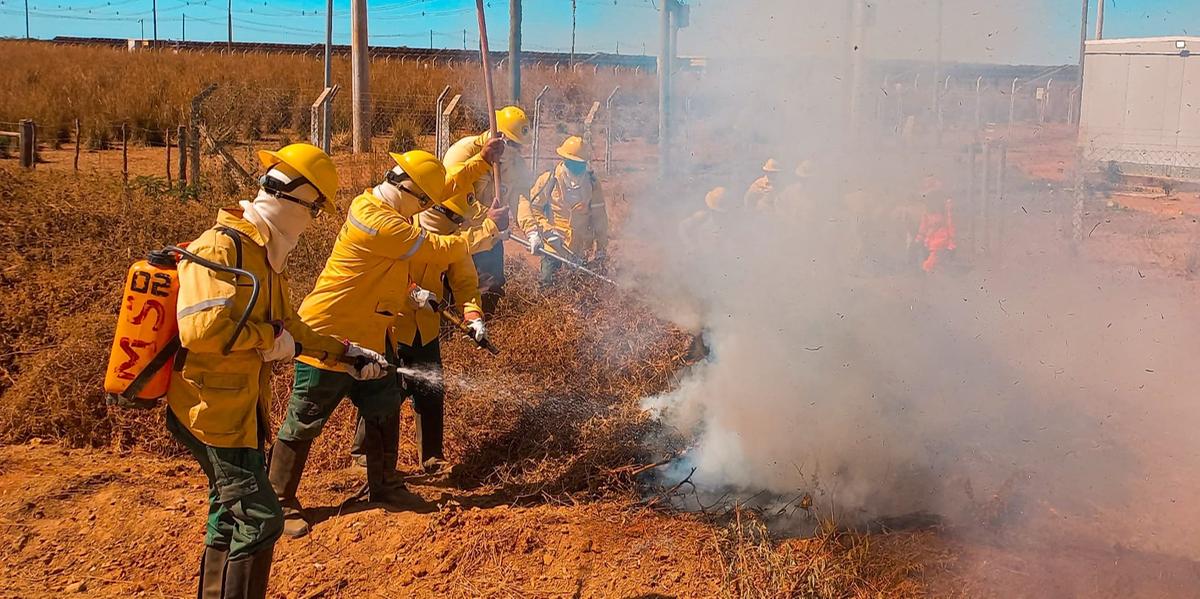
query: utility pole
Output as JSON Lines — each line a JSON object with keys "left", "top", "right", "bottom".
{"left": 182, "top": 12, "right": 186, "bottom": 42}
{"left": 24, "top": 0, "right": 30, "bottom": 39}
{"left": 139, "top": 18, "right": 144, "bottom": 39}
{"left": 1095, "top": 0, "right": 1105, "bottom": 40}
{"left": 509, "top": 0, "right": 522, "bottom": 103}
{"left": 463, "top": 29, "right": 467, "bottom": 50}
{"left": 570, "top": 0, "right": 577, "bottom": 65}
{"left": 1076, "top": 0, "right": 1088, "bottom": 130}
{"left": 322, "top": 0, "right": 333, "bottom": 152}
{"left": 226, "top": 0, "right": 232, "bottom": 48}
{"left": 430, "top": 29, "right": 434, "bottom": 49}
{"left": 152, "top": 0, "right": 158, "bottom": 43}
{"left": 351, "top": 0, "right": 370, "bottom": 153}
{"left": 658, "top": 0, "right": 672, "bottom": 177}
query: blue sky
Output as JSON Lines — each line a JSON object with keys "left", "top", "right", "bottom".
{"left": 0, "top": 0, "right": 1196, "bottom": 64}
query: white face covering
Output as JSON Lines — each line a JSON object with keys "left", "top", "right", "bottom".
{"left": 373, "top": 167, "right": 430, "bottom": 218}
{"left": 240, "top": 167, "right": 316, "bottom": 272}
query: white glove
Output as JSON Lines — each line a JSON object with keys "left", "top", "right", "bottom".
{"left": 528, "top": 231, "right": 544, "bottom": 255}
{"left": 543, "top": 230, "right": 565, "bottom": 250}
{"left": 259, "top": 327, "right": 295, "bottom": 362}
{"left": 344, "top": 343, "right": 389, "bottom": 381}
{"left": 466, "top": 318, "right": 487, "bottom": 343}
{"left": 410, "top": 286, "right": 436, "bottom": 310}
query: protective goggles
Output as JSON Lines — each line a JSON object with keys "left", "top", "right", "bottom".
{"left": 385, "top": 170, "right": 435, "bottom": 207}
{"left": 259, "top": 174, "right": 328, "bottom": 216}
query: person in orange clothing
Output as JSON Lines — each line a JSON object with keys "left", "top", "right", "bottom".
{"left": 914, "top": 176, "right": 955, "bottom": 273}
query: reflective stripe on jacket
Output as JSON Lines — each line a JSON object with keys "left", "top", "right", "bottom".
{"left": 167, "top": 208, "right": 346, "bottom": 449}
{"left": 518, "top": 162, "right": 609, "bottom": 255}
{"left": 297, "top": 190, "right": 471, "bottom": 370}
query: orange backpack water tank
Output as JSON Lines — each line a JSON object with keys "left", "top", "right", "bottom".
{"left": 104, "top": 250, "right": 180, "bottom": 401}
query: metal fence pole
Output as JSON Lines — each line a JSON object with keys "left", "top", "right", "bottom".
{"left": 438, "top": 94, "right": 461, "bottom": 160}
{"left": 435, "top": 85, "right": 450, "bottom": 156}
{"left": 974, "top": 76, "right": 983, "bottom": 130}
{"left": 1008, "top": 78, "right": 1019, "bottom": 128}
{"left": 605, "top": 85, "right": 620, "bottom": 174}
{"left": 531, "top": 85, "right": 549, "bottom": 174}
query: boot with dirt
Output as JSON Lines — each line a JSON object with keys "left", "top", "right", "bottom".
{"left": 267, "top": 438, "right": 312, "bottom": 538}
{"left": 197, "top": 545, "right": 228, "bottom": 599}
{"left": 362, "top": 414, "right": 416, "bottom": 505}
{"left": 220, "top": 546, "right": 274, "bottom": 599}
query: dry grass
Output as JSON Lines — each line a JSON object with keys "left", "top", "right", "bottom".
{"left": 0, "top": 163, "right": 689, "bottom": 499}
{"left": 713, "top": 507, "right": 953, "bottom": 598}
{"left": 0, "top": 40, "right": 656, "bottom": 148}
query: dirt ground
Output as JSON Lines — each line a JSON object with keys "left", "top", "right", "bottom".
{"left": 6, "top": 124, "right": 1200, "bottom": 597}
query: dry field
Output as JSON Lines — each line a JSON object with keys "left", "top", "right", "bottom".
{"left": 4, "top": 41, "right": 1200, "bottom": 597}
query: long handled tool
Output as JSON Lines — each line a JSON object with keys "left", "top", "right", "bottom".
{"left": 506, "top": 231, "right": 618, "bottom": 286}
{"left": 430, "top": 298, "right": 501, "bottom": 355}
{"left": 474, "top": 0, "right": 505, "bottom": 214}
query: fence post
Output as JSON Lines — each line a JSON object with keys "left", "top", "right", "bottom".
{"left": 19, "top": 119, "right": 35, "bottom": 169}
{"left": 435, "top": 85, "right": 451, "bottom": 157}
{"left": 605, "top": 85, "right": 620, "bottom": 174}
{"left": 531, "top": 85, "right": 550, "bottom": 174}
{"left": 177, "top": 125, "right": 189, "bottom": 189}
{"left": 980, "top": 140, "right": 991, "bottom": 255}
{"left": 439, "top": 94, "right": 462, "bottom": 160}
{"left": 974, "top": 76, "right": 983, "bottom": 130}
{"left": 583, "top": 101, "right": 601, "bottom": 144}
{"left": 1008, "top": 78, "right": 1019, "bottom": 127}
{"left": 121, "top": 122, "right": 129, "bottom": 184}
{"left": 73, "top": 119, "right": 81, "bottom": 172}
{"left": 997, "top": 142, "right": 1008, "bottom": 258}
{"left": 190, "top": 84, "right": 219, "bottom": 195}
{"left": 165, "top": 128, "right": 172, "bottom": 186}
{"left": 309, "top": 85, "right": 340, "bottom": 152}
{"left": 966, "top": 143, "right": 977, "bottom": 254}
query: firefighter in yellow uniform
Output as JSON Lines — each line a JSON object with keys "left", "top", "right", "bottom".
{"left": 442, "top": 106, "right": 531, "bottom": 315}
{"left": 269, "top": 144, "right": 503, "bottom": 539}
{"left": 166, "top": 143, "right": 388, "bottom": 599}
{"left": 398, "top": 184, "right": 494, "bottom": 473}
{"left": 678, "top": 186, "right": 731, "bottom": 254}
{"left": 518, "top": 136, "right": 610, "bottom": 287}
{"left": 744, "top": 158, "right": 782, "bottom": 212}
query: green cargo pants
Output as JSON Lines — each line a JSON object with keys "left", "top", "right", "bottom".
{"left": 165, "top": 408, "right": 283, "bottom": 560}
{"left": 275, "top": 361, "right": 401, "bottom": 443}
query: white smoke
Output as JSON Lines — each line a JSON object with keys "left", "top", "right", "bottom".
{"left": 628, "top": 0, "right": 1200, "bottom": 561}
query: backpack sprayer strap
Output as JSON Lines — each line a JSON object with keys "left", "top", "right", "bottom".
{"left": 106, "top": 335, "right": 181, "bottom": 410}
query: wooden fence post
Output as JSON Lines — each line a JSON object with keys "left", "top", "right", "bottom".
{"left": 165, "top": 128, "right": 172, "bottom": 186}
{"left": 19, "top": 119, "right": 35, "bottom": 169}
{"left": 121, "top": 122, "right": 129, "bottom": 184}
{"left": 177, "top": 125, "right": 188, "bottom": 189}
{"left": 73, "top": 119, "right": 81, "bottom": 172}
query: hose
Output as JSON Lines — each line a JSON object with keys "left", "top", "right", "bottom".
{"left": 164, "top": 246, "right": 261, "bottom": 356}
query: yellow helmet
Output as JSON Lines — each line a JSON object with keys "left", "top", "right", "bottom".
{"left": 496, "top": 106, "right": 530, "bottom": 145}
{"left": 388, "top": 150, "right": 448, "bottom": 203}
{"left": 762, "top": 158, "right": 781, "bottom": 173}
{"left": 257, "top": 143, "right": 340, "bottom": 214}
{"left": 556, "top": 136, "right": 592, "bottom": 162}
{"left": 705, "top": 186, "right": 728, "bottom": 212}
{"left": 442, "top": 192, "right": 475, "bottom": 219}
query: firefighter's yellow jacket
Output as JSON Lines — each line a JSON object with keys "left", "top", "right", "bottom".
{"left": 393, "top": 216, "right": 484, "bottom": 348}
{"left": 297, "top": 191, "right": 478, "bottom": 370}
{"left": 167, "top": 209, "right": 347, "bottom": 449}
{"left": 443, "top": 132, "right": 529, "bottom": 252}
{"left": 743, "top": 176, "right": 776, "bottom": 212}
{"left": 517, "top": 162, "right": 609, "bottom": 256}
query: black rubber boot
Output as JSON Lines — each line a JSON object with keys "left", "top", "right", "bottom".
{"left": 412, "top": 395, "right": 444, "bottom": 467}
{"left": 197, "top": 545, "right": 228, "bottom": 599}
{"left": 220, "top": 546, "right": 274, "bottom": 599}
{"left": 362, "top": 415, "right": 413, "bottom": 504}
{"left": 267, "top": 438, "right": 312, "bottom": 538}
